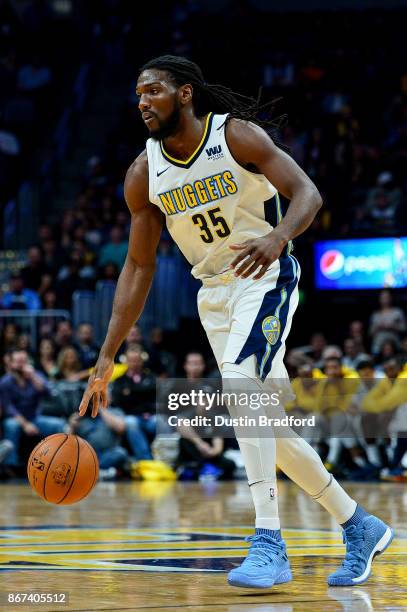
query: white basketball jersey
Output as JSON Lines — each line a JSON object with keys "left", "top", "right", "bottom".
{"left": 146, "top": 113, "right": 277, "bottom": 280}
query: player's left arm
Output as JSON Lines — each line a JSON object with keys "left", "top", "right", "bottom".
{"left": 226, "top": 119, "right": 323, "bottom": 279}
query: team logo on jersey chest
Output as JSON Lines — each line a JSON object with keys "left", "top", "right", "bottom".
{"left": 206, "top": 144, "right": 224, "bottom": 160}
{"left": 262, "top": 315, "right": 280, "bottom": 345}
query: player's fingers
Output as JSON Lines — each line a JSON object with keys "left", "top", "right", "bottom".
{"left": 253, "top": 263, "right": 270, "bottom": 280}
{"left": 230, "top": 248, "right": 254, "bottom": 269}
{"left": 78, "top": 390, "right": 92, "bottom": 416}
{"left": 241, "top": 260, "right": 264, "bottom": 279}
{"left": 234, "top": 253, "right": 261, "bottom": 276}
{"left": 229, "top": 241, "right": 249, "bottom": 250}
{"left": 91, "top": 393, "right": 100, "bottom": 418}
{"left": 101, "top": 389, "right": 108, "bottom": 410}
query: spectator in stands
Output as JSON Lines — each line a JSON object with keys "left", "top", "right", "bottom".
{"left": 319, "top": 357, "right": 363, "bottom": 473}
{"left": 75, "top": 323, "right": 99, "bottom": 369}
{"left": 365, "top": 172, "right": 401, "bottom": 231}
{"left": 1, "top": 273, "right": 41, "bottom": 310}
{"left": 353, "top": 356, "right": 385, "bottom": 467}
{"left": 111, "top": 346, "right": 156, "bottom": 457}
{"left": 20, "top": 246, "right": 51, "bottom": 293}
{"left": 348, "top": 320, "right": 366, "bottom": 354}
{"left": 369, "top": 290, "right": 406, "bottom": 355}
{"left": 342, "top": 338, "right": 363, "bottom": 370}
{"left": 362, "top": 358, "right": 407, "bottom": 479}
{"left": 0, "top": 322, "right": 19, "bottom": 354}
{"left": 184, "top": 352, "right": 206, "bottom": 379}
{"left": 308, "top": 333, "right": 327, "bottom": 363}
{"left": 16, "top": 332, "right": 32, "bottom": 353}
{"left": 35, "top": 337, "right": 58, "bottom": 379}
{"left": 99, "top": 226, "right": 128, "bottom": 270}
{"left": 55, "top": 250, "right": 93, "bottom": 309}
{"left": 0, "top": 398, "right": 14, "bottom": 469}
{"left": 68, "top": 410, "right": 129, "bottom": 480}
{"left": 175, "top": 397, "right": 235, "bottom": 480}
{"left": 98, "top": 262, "right": 119, "bottom": 282}
{"left": 148, "top": 327, "right": 176, "bottom": 377}
{"left": 0, "top": 349, "right": 65, "bottom": 468}
{"left": 54, "top": 320, "right": 73, "bottom": 351}
{"left": 55, "top": 346, "right": 88, "bottom": 381}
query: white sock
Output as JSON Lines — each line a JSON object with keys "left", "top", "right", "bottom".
{"left": 222, "top": 359, "right": 280, "bottom": 530}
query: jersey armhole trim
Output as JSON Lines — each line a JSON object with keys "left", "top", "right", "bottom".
{"left": 222, "top": 117, "right": 277, "bottom": 193}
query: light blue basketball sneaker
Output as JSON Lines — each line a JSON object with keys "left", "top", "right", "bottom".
{"left": 228, "top": 531, "right": 293, "bottom": 589}
{"left": 328, "top": 514, "right": 394, "bottom": 586}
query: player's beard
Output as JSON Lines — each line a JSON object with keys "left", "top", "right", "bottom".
{"left": 149, "top": 100, "right": 181, "bottom": 141}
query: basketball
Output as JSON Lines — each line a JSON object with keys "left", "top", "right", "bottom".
{"left": 27, "top": 434, "right": 99, "bottom": 505}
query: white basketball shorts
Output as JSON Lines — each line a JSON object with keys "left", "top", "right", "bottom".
{"left": 197, "top": 253, "right": 300, "bottom": 381}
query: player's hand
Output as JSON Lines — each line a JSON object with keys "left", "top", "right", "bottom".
{"left": 229, "top": 230, "right": 288, "bottom": 279}
{"left": 78, "top": 357, "right": 114, "bottom": 418}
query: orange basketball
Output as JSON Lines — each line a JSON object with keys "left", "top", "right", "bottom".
{"left": 27, "top": 433, "right": 99, "bottom": 505}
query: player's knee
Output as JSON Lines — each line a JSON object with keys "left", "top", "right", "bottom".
{"left": 221, "top": 356, "right": 259, "bottom": 380}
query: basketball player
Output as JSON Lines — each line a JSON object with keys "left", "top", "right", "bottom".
{"left": 79, "top": 56, "right": 393, "bottom": 588}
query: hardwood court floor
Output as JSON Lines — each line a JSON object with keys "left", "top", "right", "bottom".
{"left": 0, "top": 480, "right": 406, "bottom": 611}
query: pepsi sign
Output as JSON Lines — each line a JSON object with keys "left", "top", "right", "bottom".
{"left": 315, "top": 238, "right": 407, "bottom": 289}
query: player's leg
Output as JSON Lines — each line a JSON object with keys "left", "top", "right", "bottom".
{"left": 222, "top": 356, "right": 292, "bottom": 588}
{"left": 218, "top": 256, "right": 301, "bottom": 588}
{"left": 264, "top": 319, "right": 394, "bottom": 586}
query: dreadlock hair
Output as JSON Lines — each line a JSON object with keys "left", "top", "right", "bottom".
{"left": 140, "top": 55, "right": 289, "bottom": 152}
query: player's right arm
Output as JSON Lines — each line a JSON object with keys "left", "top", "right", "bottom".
{"left": 79, "top": 151, "right": 164, "bottom": 417}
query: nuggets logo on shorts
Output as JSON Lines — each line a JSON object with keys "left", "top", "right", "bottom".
{"left": 262, "top": 315, "right": 280, "bottom": 345}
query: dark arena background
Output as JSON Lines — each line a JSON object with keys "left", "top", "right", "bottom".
{"left": 0, "top": 0, "right": 406, "bottom": 610}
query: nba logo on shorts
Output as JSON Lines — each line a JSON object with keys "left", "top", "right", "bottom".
{"left": 262, "top": 315, "right": 280, "bottom": 345}
{"left": 270, "top": 488, "right": 275, "bottom": 498}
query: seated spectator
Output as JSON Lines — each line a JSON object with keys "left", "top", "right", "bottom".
{"left": 0, "top": 349, "right": 65, "bottom": 469}
{"left": 342, "top": 338, "right": 363, "bottom": 370}
{"left": 362, "top": 358, "right": 407, "bottom": 478}
{"left": 55, "top": 320, "right": 74, "bottom": 351}
{"left": 75, "top": 323, "right": 99, "bottom": 369}
{"left": 117, "top": 324, "right": 147, "bottom": 360}
{"left": 35, "top": 337, "right": 58, "bottom": 379}
{"left": 98, "top": 262, "right": 119, "bottom": 282}
{"left": 175, "top": 399, "right": 235, "bottom": 480}
{"left": 16, "top": 333, "right": 32, "bottom": 353}
{"left": 365, "top": 171, "right": 402, "bottom": 230}
{"left": 20, "top": 246, "right": 51, "bottom": 293}
{"left": 55, "top": 250, "right": 94, "bottom": 309}
{"left": 0, "top": 322, "right": 19, "bottom": 355}
{"left": 55, "top": 346, "right": 88, "bottom": 381}
{"left": 68, "top": 409, "right": 129, "bottom": 480}
{"left": 111, "top": 346, "right": 156, "bottom": 458}
{"left": 99, "top": 226, "right": 128, "bottom": 270}
{"left": 369, "top": 290, "right": 406, "bottom": 355}
{"left": 1, "top": 273, "right": 41, "bottom": 310}
{"left": 147, "top": 327, "right": 176, "bottom": 377}
{"left": 0, "top": 399, "right": 14, "bottom": 469}
{"left": 184, "top": 352, "right": 206, "bottom": 380}
{"left": 348, "top": 320, "right": 366, "bottom": 354}
{"left": 353, "top": 356, "right": 385, "bottom": 467}
{"left": 319, "top": 357, "right": 364, "bottom": 472}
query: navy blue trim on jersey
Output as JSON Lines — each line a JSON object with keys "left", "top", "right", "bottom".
{"left": 264, "top": 193, "right": 294, "bottom": 257}
{"left": 160, "top": 112, "right": 215, "bottom": 169}
{"left": 235, "top": 255, "right": 299, "bottom": 381}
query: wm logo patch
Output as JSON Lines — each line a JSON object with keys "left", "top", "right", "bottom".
{"left": 206, "top": 144, "right": 223, "bottom": 160}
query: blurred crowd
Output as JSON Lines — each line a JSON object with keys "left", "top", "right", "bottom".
{"left": 0, "top": 287, "right": 406, "bottom": 482}
{"left": 0, "top": 2, "right": 406, "bottom": 483}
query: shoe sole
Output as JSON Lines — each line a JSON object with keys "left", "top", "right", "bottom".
{"left": 327, "top": 526, "right": 394, "bottom": 587}
{"left": 228, "top": 568, "right": 293, "bottom": 589}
